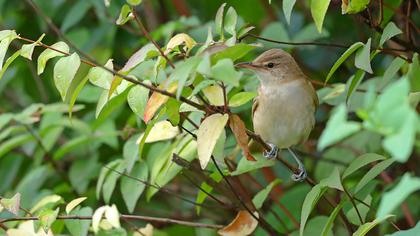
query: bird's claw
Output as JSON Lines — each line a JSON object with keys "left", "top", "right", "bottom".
{"left": 263, "top": 143, "right": 278, "bottom": 159}
{"left": 291, "top": 166, "right": 307, "bottom": 182}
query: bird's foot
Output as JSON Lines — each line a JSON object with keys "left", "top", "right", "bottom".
{"left": 263, "top": 143, "right": 278, "bottom": 159}
{"left": 287, "top": 148, "right": 307, "bottom": 182}
{"left": 291, "top": 166, "right": 307, "bottom": 182}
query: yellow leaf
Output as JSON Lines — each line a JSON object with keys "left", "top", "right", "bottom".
{"left": 143, "top": 80, "right": 178, "bottom": 123}
{"left": 197, "top": 113, "right": 229, "bottom": 169}
{"left": 164, "top": 33, "right": 196, "bottom": 55}
{"left": 65, "top": 197, "right": 87, "bottom": 214}
{"left": 218, "top": 210, "right": 259, "bottom": 236}
{"left": 136, "top": 120, "right": 180, "bottom": 144}
{"left": 108, "top": 75, "right": 123, "bottom": 99}
{"left": 134, "top": 223, "right": 153, "bottom": 236}
{"left": 203, "top": 84, "right": 224, "bottom": 106}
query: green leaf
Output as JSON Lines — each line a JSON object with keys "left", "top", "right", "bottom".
{"left": 211, "top": 43, "right": 256, "bottom": 63}
{"left": 0, "top": 193, "right": 20, "bottom": 215}
{"left": 120, "top": 163, "right": 148, "bottom": 213}
{"left": 0, "top": 50, "right": 21, "bottom": 81}
{"left": 127, "top": 0, "right": 142, "bottom": 6}
{"left": 68, "top": 74, "right": 90, "bottom": 119}
{"left": 88, "top": 59, "right": 114, "bottom": 89}
{"left": 211, "top": 58, "right": 241, "bottom": 86}
{"left": 321, "top": 201, "right": 344, "bottom": 236}
{"left": 300, "top": 184, "right": 327, "bottom": 236}
{"left": 310, "top": 0, "right": 331, "bottom": 33}
{"left": 319, "top": 167, "right": 343, "bottom": 191}
{"left": 317, "top": 104, "right": 361, "bottom": 150}
{"left": 346, "top": 69, "right": 366, "bottom": 102}
{"left": 97, "top": 160, "right": 120, "bottom": 199}
{"left": 386, "top": 222, "right": 420, "bottom": 236}
{"left": 165, "top": 98, "right": 181, "bottom": 126}
{"left": 237, "top": 25, "right": 255, "bottom": 39}
{"left": 116, "top": 4, "right": 132, "bottom": 25}
{"left": 54, "top": 53, "right": 81, "bottom": 100}
{"left": 407, "top": 53, "right": 419, "bottom": 92}
{"left": 229, "top": 92, "right": 257, "bottom": 107}
{"left": 382, "top": 57, "right": 406, "bottom": 84}
{"left": 122, "top": 134, "right": 140, "bottom": 172}
{"left": 170, "top": 56, "right": 201, "bottom": 99}
{"left": 65, "top": 197, "right": 87, "bottom": 214}
{"left": 20, "top": 33, "right": 45, "bottom": 60}
{"left": 64, "top": 207, "right": 92, "bottom": 236}
{"left": 354, "top": 159, "right": 395, "bottom": 193}
{"left": 355, "top": 38, "right": 373, "bottom": 73}
{"left": 37, "top": 41, "right": 69, "bottom": 75}
{"left": 377, "top": 173, "right": 420, "bottom": 219}
{"left": 61, "top": 0, "right": 92, "bottom": 32}
{"left": 0, "top": 134, "right": 34, "bottom": 159}
{"left": 252, "top": 179, "right": 281, "bottom": 209}
{"left": 31, "top": 195, "right": 62, "bottom": 213}
{"left": 224, "top": 7, "right": 237, "bottom": 35}
{"left": 103, "top": 161, "right": 126, "bottom": 204}
{"left": 231, "top": 155, "right": 275, "bottom": 176}
{"left": 215, "top": 3, "right": 226, "bottom": 40}
{"left": 379, "top": 22, "right": 402, "bottom": 46}
{"left": 0, "top": 30, "right": 18, "bottom": 71}
{"left": 325, "top": 42, "right": 363, "bottom": 84}
{"left": 353, "top": 215, "right": 394, "bottom": 236}
{"left": 127, "top": 83, "right": 149, "bottom": 119}
{"left": 121, "top": 44, "right": 157, "bottom": 72}
{"left": 342, "top": 0, "right": 370, "bottom": 14}
{"left": 283, "top": 0, "right": 296, "bottom": 24}
{"left": 343, "top": 153, "right": 387, "bottom": 179}
{"left": 39, "top": 208, "right": 59, "bottom": 233}
{"left": 383, "top": 110, "right": 417, "bottom": 162}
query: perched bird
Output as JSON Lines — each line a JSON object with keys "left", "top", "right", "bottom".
{"left": 237, "top": 49, "right": 318, "bottom": 181}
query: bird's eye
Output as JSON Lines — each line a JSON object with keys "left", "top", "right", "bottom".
{"left": 266, "top": 62, "right": 274, "bottom": 68}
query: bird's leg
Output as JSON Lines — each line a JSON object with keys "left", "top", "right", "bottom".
{"left": 263, "top": 143, "right": 279, "bottom": 159}
{"left": 287, "top": 148, "right": 307, "bottom": 182}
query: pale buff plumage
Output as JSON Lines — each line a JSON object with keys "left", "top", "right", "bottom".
{"left": 237, "top": 48, "right": 318, "bottom": 181}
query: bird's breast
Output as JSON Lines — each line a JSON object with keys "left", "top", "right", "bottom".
{"left": 252, "top": 80, "right": 316, "bottom": 148}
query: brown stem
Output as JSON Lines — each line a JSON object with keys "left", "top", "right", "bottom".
{"left": 210, "top": 157, "right": 279, "bottom": 236}
{"left": 0, "top": 214, "right": 223, "bottom": 229}
{"left": 25, "top": 0, "right": 100, "bottom": 65}
{"left": 343, "top": 185, "right": 364, "bottom": 224}
{"left": 130, "top": 7, "right": 176, "bottom": 69}
{"left": 16, "top": 36, "right": 205, "bottom": 111}
{"left": 171, "top": 0, "right": 191, "bottom": 16}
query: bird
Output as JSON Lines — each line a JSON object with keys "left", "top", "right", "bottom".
{"left": 236, "top": 49, "right": 318, "bottom": 181}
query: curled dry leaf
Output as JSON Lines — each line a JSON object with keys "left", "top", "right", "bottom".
{"left": 229, "top": 114, "right": 255, "bottom": 161}
{"left": 197, "top": 113, "right": 229, "bottom": 169}
{"left": 143, "top": 80, "right": 178, "bottom": 123}
{"left": 134, "top": 223, "right": 154, "bottom": 236}
{"left": 164, "top": 33, "right": 197, "bottom": 55}
{"left": 218, "top": 210, "right": 259, "bottom": 236}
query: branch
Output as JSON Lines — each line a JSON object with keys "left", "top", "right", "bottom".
{"left": 0, "top": 214, "right": 223, "bottom": 229}
{"left": 25, "top": 0, "right": 100, "bottom": 65}
{"left": 16, "top": 36, "right": 205, "bottom": 111}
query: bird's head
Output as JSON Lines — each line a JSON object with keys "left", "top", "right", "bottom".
{"left": 236, "top": 49, "right": 303, "bottom": 84}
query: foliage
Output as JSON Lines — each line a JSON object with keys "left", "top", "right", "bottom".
{"left": 0, "top": 0, "right": 419, "bottom": 235}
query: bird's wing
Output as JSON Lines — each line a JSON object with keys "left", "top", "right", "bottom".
{"left": 252, "top": 96, "right": 259, "bottom": 119}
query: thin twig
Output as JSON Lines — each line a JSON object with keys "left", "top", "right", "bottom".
{"left": 210, "top": 157, "right": 279, "bottom": 236}
{"left": 0, "top": 214, "right": 223, "bottom": 229}
{"left": 130, "top": 7, "right": 175, "bottom": 69}
{"left": 25, "top": 0, "right": 100, "bottom": 65}
{"left": 343, "top": 185, "right": 364, "bottom": 224}
{"left": 103, "top": 165, "right": 228, "bottom": 210}
{"left": 16, "top": 36, "right": 205, "bottom": 111}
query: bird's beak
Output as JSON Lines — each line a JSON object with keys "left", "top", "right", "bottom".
{"left": 235, "top": 62, "right": 257, "bottom": 70}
